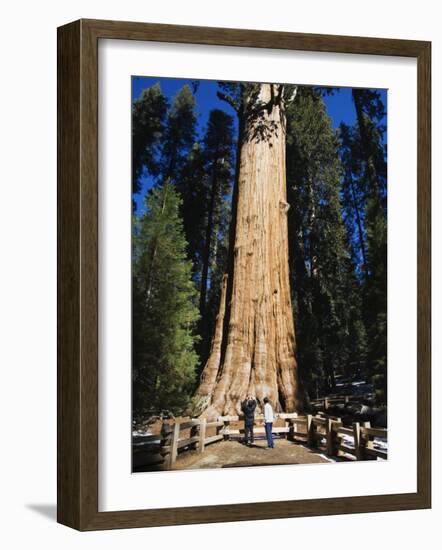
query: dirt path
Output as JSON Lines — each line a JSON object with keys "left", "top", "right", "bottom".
{"left": 173, "top": 438, "right": 332, "bottom": 470}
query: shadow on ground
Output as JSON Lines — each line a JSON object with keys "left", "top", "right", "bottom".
{"left": 222, "top": 461, "right": 300, "bottom": 468}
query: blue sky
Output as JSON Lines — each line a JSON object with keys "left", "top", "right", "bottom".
{"left": 132, "top": 76, "right": 387, "bottom": 210}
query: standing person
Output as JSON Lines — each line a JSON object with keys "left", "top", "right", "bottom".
{"left": 241, "top": 395, "right": 257, "bottom": 446}
{"left": 263, "top": 397, "right": 274, "bottom": 449}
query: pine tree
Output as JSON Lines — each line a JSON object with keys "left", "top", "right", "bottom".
{"left": 132, "top": 183, "right": 200, "bottom": 421}
{"left": 351, "top": 89, "right": 387, "bottom": 404}
{"left": 339, "top": 122, "right": 369, "bottom": 279}
{"left": 132, "top": 83, "right": 167, "bottom": 203}
{"left": 161, "top": 85, "right": 197, "bottom": 182}
{"left": 171, "top": 108, "right": 235, "bottom": 366}
{"left": 175, "top": 142, "right": 208, "bottom": 281}
{"left": 286, "top": 89, "right": 367, "bottom": 396}
{"left": 198, "top": 110, "right": 235, "bottom": 359}
{"left": 159, "top": 84, "right": 204, "bottom": 275}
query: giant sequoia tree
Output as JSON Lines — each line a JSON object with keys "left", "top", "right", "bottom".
{"left": 195, "top": 83, "right": 304, "bottom": 419}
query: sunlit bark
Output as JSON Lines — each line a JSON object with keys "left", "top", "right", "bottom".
{"left": 195, "top": 83, "right": 303, "bottom": 419}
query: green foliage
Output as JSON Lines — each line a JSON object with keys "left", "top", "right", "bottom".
{"left": 175, "top": 142, "right": 208, "bottom": 277}
{"left": 198, "top": 110, "right": 235, "bottom": 357}
{"left": 132, "top": 83, "right": 167, "bottom": 200}
{"left": 132, "top": 85, "right": 235, "bottom": 421}
{"left": 364, "top": 190, "right": 387, "bottom": 403}
{"left": 160, "top": 85, "right": 197, "bottom": 180}
{"left": 132, "top": 183, "right": 200, "bottom": 421}
{"left": 286, "top": 89, "right": 367, "bottom": 396}
{"left": 176, "top": 109, "right": 235, "bottom": 365}
{"left": 339, "top": 123, "right": 367, "bottom": 273}
{"left": 340, "top": 89, "right": 388, "bottom": 404}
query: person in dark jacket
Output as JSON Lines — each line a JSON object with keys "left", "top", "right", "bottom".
{"left": 241, "top": 395, "right": 257, "bottom": 446}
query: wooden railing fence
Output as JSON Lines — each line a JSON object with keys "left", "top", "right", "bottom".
{"left": 160, "top": 418, "right": 225, "bottom": 468}
{"left": 133, "top": 411, "right": 387, "bottom": 469}
{"left": 310, "top": 394, "right": 371, "bottom": 410}
{"left": 303, "top": 413, "right": 387, "bottom": 460}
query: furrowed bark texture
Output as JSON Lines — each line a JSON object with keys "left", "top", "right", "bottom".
{"left": 196, "top": 83, "right": 301, "bottom": 419}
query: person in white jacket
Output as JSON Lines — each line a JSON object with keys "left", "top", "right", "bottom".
{"left": 263, "top": 397, "right": 274, "bottom": 448}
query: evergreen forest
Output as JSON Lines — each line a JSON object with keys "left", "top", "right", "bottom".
{"left": 131, "top": 79, "right": 387, "bottom": 423}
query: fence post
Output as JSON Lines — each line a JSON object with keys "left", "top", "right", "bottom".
{"left": 326, "top": 417, "right": 341, "bottom": 456}
{"left": 169, "top": 422, "right": 180, "bottom": 467}
{"left": 160, "top": 422, "right": 173, "bottom": 469}
{"left": 190, "top": 421, "right": 198, "bottom": 450}
{"left": 353, "top": 421, "right": 362, "bottom": 460}
{"left": 199, "top": 418, "right": 206, "bottom": 454}
{"left": 326, "top": 417, "right": 332, "bottom": 455}
{"left": 222, "top": 419, "right": 230, "bottom": 440}
{"left": 324, "top": 397, "right": 329, "bottom": 410}
{"left": 361, "top": 421, "right": 373, "bottom": 460}
{"left": 216, "top": 418, "right": 222, "bottom": 439}
{"left": 307, "top": 414, "right": 315, "bottom": 447}
{"left": 288, "top": 412, "right": 297, "bottom": 441}
{"left": 331, "top": 418, "right": 341, "bottom": 456}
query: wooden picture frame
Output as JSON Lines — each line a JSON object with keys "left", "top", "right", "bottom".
{"left": 57, "top": 19, "right": 431, "bottom": 531}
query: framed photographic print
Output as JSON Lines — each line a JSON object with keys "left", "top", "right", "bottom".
{"left": 57, "top": 19, "right": 431, "bottom": 530}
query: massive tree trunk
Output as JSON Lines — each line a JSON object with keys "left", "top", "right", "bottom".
{"left": 195, "top": 83, "right": 303, "bottom": 419}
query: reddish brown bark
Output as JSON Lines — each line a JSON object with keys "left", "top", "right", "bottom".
{"left": 195, "top": 83, "right": 303, "bottom": 419}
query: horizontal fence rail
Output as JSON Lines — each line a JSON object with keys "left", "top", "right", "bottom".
{"left": 132, "top": 411, "right": 388, "bottom": 469}
{"left": 309, "top": 394, "right": 373, "bottom": 409}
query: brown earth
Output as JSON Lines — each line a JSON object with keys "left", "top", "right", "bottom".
{"left": 173, "top": 438, "right": 332, "bottom": 470}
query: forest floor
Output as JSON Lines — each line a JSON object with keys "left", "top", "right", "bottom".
{"left": 173, "top": 438, "right": 333, "bottom": 470}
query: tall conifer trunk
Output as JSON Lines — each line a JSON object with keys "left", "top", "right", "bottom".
{"left": 195, "top": 83, "right": 302, "bottom": 419}
{"left": 199, "top": 154, "right": 219, "bottom": 318}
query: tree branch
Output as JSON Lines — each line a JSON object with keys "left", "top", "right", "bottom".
{"left": 276, "top": 84, "right": 284, "bottom": 105}
{"left": 287, "top": 85, "right": 298, "bottom": 103}
{"left": 216, "top": 91, "right": 239, "bottom": 113}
